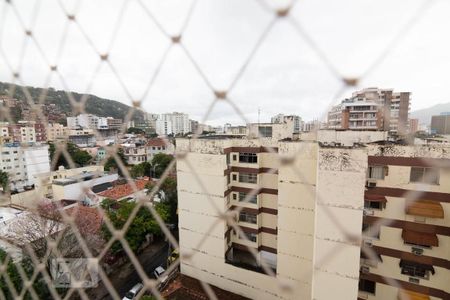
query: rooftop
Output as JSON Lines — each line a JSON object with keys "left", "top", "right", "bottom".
{"left": 97, "top": 178, "right": 150, "bottom": 200}
{"left": 147, "top": 138, "right": 168, "bottom": 147}
{"left": 53, "top": 171, "right": 111, "bottom": 186}
{"left": 0, "top": 206, "right": 25, "bottom": 223}
{"left": 65, "top": 204, "right": 103, "bottom": 235}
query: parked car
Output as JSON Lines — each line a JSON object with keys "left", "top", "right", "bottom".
{"left": 122, "top": 283, "right": 143, "bottom": 300}
{"left": 167, "top": 249, "right": 179, "bottom": 266}
{"left": 153, "top": 266, "right": 168, "bottom": 288}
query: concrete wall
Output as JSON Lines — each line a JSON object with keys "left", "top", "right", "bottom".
{"left": 312, "top": 147, "right": 367, "bottom": 300}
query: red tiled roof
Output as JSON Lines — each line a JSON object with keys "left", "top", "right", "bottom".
{"left": 97, "top": 178, "right": 150, "bottom": 200}
{"left": 66, "top": 204, "right": 103, "bottom": 235}
{"left": 146, "top": 138, "right": 167, "bottom": 147}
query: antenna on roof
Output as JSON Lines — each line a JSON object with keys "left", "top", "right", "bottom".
{"left": 258, "top": 107, "right": 260, "bottom": 125}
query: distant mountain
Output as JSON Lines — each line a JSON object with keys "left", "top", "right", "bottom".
{"left": 410, "top": 102, "right": 450, "bottom": 125}
{"left": 0, "top": 81, "right": 144, "bottom": 123}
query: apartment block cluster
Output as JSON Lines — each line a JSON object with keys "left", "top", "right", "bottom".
{"left": 176, "top": 126, "right": 450, "bottom": 300}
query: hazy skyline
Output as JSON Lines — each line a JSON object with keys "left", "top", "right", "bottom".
{"left": 1, "top": 0, "right": 450, "bottom": 125}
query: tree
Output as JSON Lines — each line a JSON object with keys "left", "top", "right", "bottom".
{"left": 127, "top": 127, "right": 145, "bottom": 134}
{"left": 0, "top": 248, "right": 52, "bottom": 299}
{"left": 146, "top": 177, "right": 178, "bottom": 225}
{"left": 130, "top": 163, "right": 145, "bottom": 179}
{"left": 104, "top": 148, "right": 127, "bottom": 176}
{"left": 101, "top": 199, "right": 169, "bottom": 254}
{"left": 72, "top": 150, "right": 92, "bottom": 167}
{"left": 151, "top": 153, "right": 173, "bottom": 178}
{"left": 48, "top": 142, "right": 93, "bottom": 169}
{"left": 0, "top": 170, "right": 9, "bottom": 192}
{"left": 5, "top": 201, "right": 102, "bottom": 260}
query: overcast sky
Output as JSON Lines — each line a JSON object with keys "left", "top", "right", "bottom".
{"left": 1, "top": 0, "right": 449, "bottom": 125}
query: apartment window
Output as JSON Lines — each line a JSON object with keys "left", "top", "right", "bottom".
{"left": 232, "top": 154, "right": 237, "bottom": 161}
{"left": 239, "top": 232, "right": 257, "bottom": 243}
{"left": 258, "top": 126, "right": 273, "bottom": 138}
{"left": 239, "top": 192, "right": 257, "bottom": 204}
{"left": 367, "top": 166, "right": 385, "bottom": 180}
{"left": 364, "top": 200, "right": 384, "bottom": 210}
{"left": 410, "top": 167, "right": 439, "bottom": 185}
{"left": 232, "top": 193, "right": 237, "bottom": 200}
{"left": 239, "top": 173, "right": 257, "bottom": 184}
{"left": 358, "top": 279, "right": 376, "bottom": 294}
{"left": 232, "top": 174, "right": 237, "bottom": 181}
{"left": 239, "top": 153, "right": 257, "bottom": 163}
{"left": 400, "top": 260, "right": 434, "bottom": 279}
{"left": 239, "top": 212, "right": 257, "bottom": 224}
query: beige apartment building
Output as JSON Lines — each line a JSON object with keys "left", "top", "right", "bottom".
{"left": 46, "top": 123, "right": 69, "bottom": 141}
{"left": 176, "top": 137, "right": 450, "bottom": 300}
{"left": 327, "top": 88, "right": 411, "bottom": 136}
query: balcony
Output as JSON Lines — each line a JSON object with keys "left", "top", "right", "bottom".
{"left": 225, "top": 246, "right": 276, "bottom": 275}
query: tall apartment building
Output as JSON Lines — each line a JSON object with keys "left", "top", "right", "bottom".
{"left": 0, "top": 143, "right": 50, "bottom": 191}
{"left": 328, "top": 88, "right": 410, "bottom": 136}
{"left": 271, "top": 114, "right": 303, "bottom": 133}
{"left": 409, "top": 118, "right": 419, "bottom": 134}
{"left": 176, "top": 137, "right": 449, "bottom": 300}
{"left": 431, "top": 113, "right": 450, "bottom": 135}
{"left": 47, "top": 123, "right": 69, "bottom": 141}
{"left": 155, "top": 119, "right": 173, "bottom": 136}
{"left": 106, "top": 117, "right": 122, "bottom": 130}
{"left": 156, "top": 112, "right": 190, "bottom": 136}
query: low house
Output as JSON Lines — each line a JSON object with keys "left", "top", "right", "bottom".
{"left": 97, "top": 178, "right": 150, "bottom": 202}
{"left": 146, "top": 138, "right": 175, "bottom": 161}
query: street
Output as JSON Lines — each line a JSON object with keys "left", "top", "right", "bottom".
{"left": 115, "top": 243, "right": 169, "bottom": 298}
{"left": 87, "top": 240, "right": 170, "bottom": 300}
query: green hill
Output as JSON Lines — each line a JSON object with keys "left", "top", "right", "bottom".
{"left": 0, "top": 81, "right": 144, "bottom": 123}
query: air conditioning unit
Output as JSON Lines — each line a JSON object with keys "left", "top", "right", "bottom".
{"left": 414, "top": 217, "right": 426, "bottom": 223}
{"left": 363, "top": 240, "right": 373, "bottom": 247}
{"left": 366, "top": 179, "right": 377, "bottom": 188}
{"left": 360, "top": 266, "right": 370, "bottom": 274}
{"left": 363, "top": 209, "right": 374, "bottom": 216}
{"left": 409, "top": 277, "right": 420, "bottom": 284}
{"left": 412, "top": 247, "right": 424, "bottom": 256}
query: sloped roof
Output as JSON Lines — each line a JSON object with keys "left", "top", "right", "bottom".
{"left": 66, "top": 204, "right": 103, "bottom": 235}
{"left": 147, "top": 138, "right": 168, "bottom": 147}
{"left": 97, "top": 178, "right": 150, "bottom": 200}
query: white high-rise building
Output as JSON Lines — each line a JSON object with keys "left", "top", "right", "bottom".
{"left": 155, "top": 112, "right": 190, "bottom": 136}
{"left": 155, "top": 119, "right": 173, "bottom": 136}
{"left": 0, "top": 144, "right": 50, "bottom": 191}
